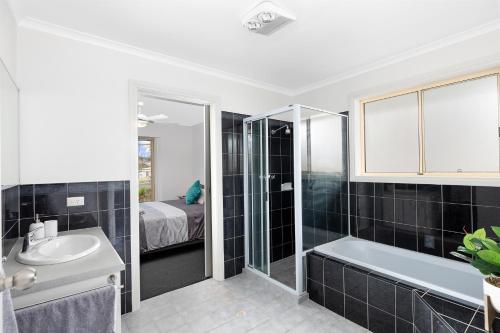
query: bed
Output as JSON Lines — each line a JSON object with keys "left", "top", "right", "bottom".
{"left": 139, "top": 199, "right": 205, "bottom": 253}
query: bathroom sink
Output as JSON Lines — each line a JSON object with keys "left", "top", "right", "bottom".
{"left": 16, "top": 235, "right": 101, "bottom": 265}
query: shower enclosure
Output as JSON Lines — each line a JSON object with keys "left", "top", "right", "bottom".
{"left": 243, "top": 105, "right": 349, "bottom": 294}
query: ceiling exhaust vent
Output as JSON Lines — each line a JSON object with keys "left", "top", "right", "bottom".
{"left": 242, "top": 1, "right": 296, "bottom": 35}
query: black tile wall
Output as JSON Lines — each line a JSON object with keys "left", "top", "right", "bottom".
{"left": 307, "top": 252, "right": 489, "bottom": 333}
{"left": 222, "top": 111, "right": 247, "bottom": 279}
{"left": 1, "top": 181, "right": 131, "bottom": 314}
{"left": 268, "top": 119, "right": 295, "bottom": 263}
{"left": 349, "top": 182, "right": 500, "bottom": 262}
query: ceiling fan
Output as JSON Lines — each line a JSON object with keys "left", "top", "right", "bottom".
{"left": 137, "top": 101, "right": 168, "bottom": 127}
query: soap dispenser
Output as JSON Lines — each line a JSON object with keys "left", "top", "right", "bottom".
{"left": 29, "top": 214, "right": 45, "bottom": 240}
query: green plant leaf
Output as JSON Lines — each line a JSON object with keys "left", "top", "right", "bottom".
{"left": 491, "top": 226, "right": 500, "bottom": 238}
{"left": 477, "top": 250, "right": 500, "bottom": 267}
{"left": 472, "top": 257, "right": 500, "bottom": 275}
{"left": 463, "top": 234, "right": 477, "bottom": 251}
{"left": 449, "top": 251, "right": 473, "bottom": 263}
{"left": 457, "top": 246, "right": 476, "bottom": 255}
{"left": 473, "top": 228, "right": 487, "bottom": 239}
{"left": 481, "top": 239, "right": 500, "bottom": 253}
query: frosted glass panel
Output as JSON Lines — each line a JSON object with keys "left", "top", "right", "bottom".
{"left": 364, "top": 93, "right": 419, "bottom": 173}
{"left": 423, "top": 75, "right": 499, "bottom": 173}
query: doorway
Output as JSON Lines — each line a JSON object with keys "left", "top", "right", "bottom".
{"left": 135, "top": 91, "right": 212, "bottom": 300}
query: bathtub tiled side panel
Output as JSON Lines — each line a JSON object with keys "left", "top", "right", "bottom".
{"left": 306, "top": 252, "right": 490, "bottom": 333}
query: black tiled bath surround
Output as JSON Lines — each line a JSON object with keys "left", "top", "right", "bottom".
{"left": 2, "top": 181, "right": 132, "bottom": 313}
{"left": 307, "top": 252, "right": 491, "bottom": 333}
{"left": 350, "top": 182, "right": 500, "bottom": 261}
{"left": 222, "top": 111, "right": 247, "bottom": 278}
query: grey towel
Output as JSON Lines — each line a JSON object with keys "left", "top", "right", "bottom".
{"left": 15, "top": 285, "right": 116, "bottom": 333}
{"left": 1, "top": 266, "right": 19, "bottom": 333}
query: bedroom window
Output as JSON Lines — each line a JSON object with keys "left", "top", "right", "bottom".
{"left": 138, "top": 137, "right": 155, "bottom": 202}
{"left": 360, "top": 68, "right": 500, "bottom": 176}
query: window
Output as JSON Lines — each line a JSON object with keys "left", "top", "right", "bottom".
{"left": 138, "top": 137, "right": 155, "bottom": 202}
{"left": 360, "top": 69, "right": 500, "bottom": 176}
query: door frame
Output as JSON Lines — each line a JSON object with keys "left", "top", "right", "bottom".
{"left": 128, "top": 81, "right": 222, "bottom": 311}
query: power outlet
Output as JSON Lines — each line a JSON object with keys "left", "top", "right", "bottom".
{"left": 67, "top": 196, "right": 85, "bottom": 207}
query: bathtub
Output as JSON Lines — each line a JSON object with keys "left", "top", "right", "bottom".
{"left": 314, "top": 236, "right": 484, "bottom": 306}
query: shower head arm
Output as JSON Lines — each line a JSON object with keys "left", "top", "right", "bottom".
{"left": 271, "top": 125, "right": 290, "bottom": 135}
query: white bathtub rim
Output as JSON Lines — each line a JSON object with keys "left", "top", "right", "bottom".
{"left": 314, "top": 236, "right": 484, "bottom": 307}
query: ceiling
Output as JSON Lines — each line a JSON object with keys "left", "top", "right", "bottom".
{"left": 8, "top": 0, "right": 500, "bottom": 93}
{"left": 140, "top": 96, "right": 204, "bottom": 127}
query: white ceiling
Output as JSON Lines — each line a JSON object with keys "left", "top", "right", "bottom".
{"left": 140, "top": 95, "right": 204, "bottom": 127}
{"left": 8, "top": 0, "right": 500, "bottom": 92}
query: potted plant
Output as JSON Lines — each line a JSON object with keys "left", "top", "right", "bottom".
{"left": 451, "top": 227, "right": 500, "bottom": 311}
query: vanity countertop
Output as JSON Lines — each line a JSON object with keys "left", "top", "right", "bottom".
{"left": 5, "top": 227, "right": 125, "bottom": 299}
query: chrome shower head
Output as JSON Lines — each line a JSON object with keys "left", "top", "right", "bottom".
{"left": 271, "top": 125, "right": 291, "bottom": 135}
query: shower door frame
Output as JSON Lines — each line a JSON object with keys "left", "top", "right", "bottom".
{"left": 244, "top": 104, "right": 350, "bottom": 296}
{"left": 244, "top": 105, "right": 305, "bottom": 295}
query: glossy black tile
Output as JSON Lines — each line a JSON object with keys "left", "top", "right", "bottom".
{"left": 68, "top": 212, "right": 98, "bottom": 230}
{"left": 222, "top": 175, "right": 234, "bottom": 196}
{"left": 414, "top": 295, "right": 432, "bottom": 333}
{"left": 368, "top": 275, "right": 395, "bottom": 314}
{"left": 307, "top": 253, "right": 324, "bottom": 284}
{"left": 472, "top": 186, "right": 500, "bottom": 207}
{"left": 99, "top": 209, "right": 125, "bottom": 239}
{"left": 19, "top": 185, "right": 34, "bottom": 218}
{"left": 223, "top": 217, "right": 234, "bottom": 239}
{"left": 34, "top": 183, "right": 68, "bottom": 215}
{"left": 221, "top": 112, "right": 234, "bottom": 133}
{"left": 3, "top": 219, "right": 18, "bottom": 239}
{"left": 124, "top": 181, "right": 130, "bottom": 208}
{"left": 325, "top": 286, "right": 344, "bottom": 316}
{"left": 234, "top": 236, "right": 244, "bottom": 258}
{"left": 396, "top": 318, "right": 413, "bottom": 333}
{"left": 223, "top": 196, "right": 234, "bottom": 218}
{"left": 442, "top": 203, "right": 471, "bottom": 233}
{"left": 423, "top": 293, "right": 476, "bottom": 324}
{"left": 345, "top": 295, "right": 368, "bottom": 328}
{"left": 472, "top": 205, "right": 500, "bottom": 233}
{"left": 417, "top": 184, "right": 442, "bottom": 202}
{"left": 98, "top": 181, "right": 124, "bottom": 210}
{"left": 224, "top": 260, "right": 235, "bottom": 279}
{"left": 393, "top": 223, "right": 417, "bottom": 251}
{"left": 443, "top": 185, "right": 471, "bottom": 204}
{"left": 344, "top": 267, "right": 367, "bottom": 302}
{"left": 357, "top": 196, "right": 374, "bottom": 218}
{"left": 357, "top": 182, "right": 374, "bottom": 196}
{"left": 375, "top": 197, "right": 394, "bottom": 222}
{"left": 68, "top": 182, "right": 98, "bottom": 213}
{"left": 443, "top": 231, "right": 465, "bottom": 260}
{"left": 417, "top": 227, "right": 442, "bottom": 256}
{"left": 357, "top": 217, "right": 375, "bottom": 241}
{"left": 2, "top": 186, "right": 19, "bottom": 221}
{"left": 375, "top": 183, "right": 395, "bottom": 198}
{"left": 394, "top": 199, "right": 416, "bottom": 226}
{"left": 369, "top": 305, "right": 395, "bottom": 333}
{"left": 324, "top": 258, "right": 344, "bottom": 292}
{"left": 110, "top": 236, "right": 125, "bottom": 262}
{"left": 308, "top": 279, "right": 324, "bottom": 306}
{"left": 416, "top": 201, "right": 442, "bottom": 229}
{"left": 395, "top": 184, "right": 416, "bottom": 200}
{"left": 396, "top": 283, "right": 414, "bottom": 322}
{"left": 374, "top": 220, "right": 394, "bottom": 246}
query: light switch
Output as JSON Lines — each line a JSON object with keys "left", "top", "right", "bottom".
{"left": 67, "top": 196, "right": 85, "bottom": 207}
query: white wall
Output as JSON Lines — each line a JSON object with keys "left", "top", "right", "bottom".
{"left": 294, "top": 28, "right": 500, "bottom": 185}
{"left": 138, "top": 122, "right": 204, "bottom": 201}
{"left": 0, "top": 0, "right": 16, "bottom": 79}
{"left": 17, "top": 27, "right": 289, "bottom": 184}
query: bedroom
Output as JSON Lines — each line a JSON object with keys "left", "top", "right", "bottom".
{"left": 137, "top": 94, "right": 210, "bottom": 300}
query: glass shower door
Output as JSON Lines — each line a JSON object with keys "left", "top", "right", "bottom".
{"left": 246, "top": 118, "right": 269, "bottom": 275}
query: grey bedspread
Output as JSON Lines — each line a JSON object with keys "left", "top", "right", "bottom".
{"left": 140, "top": 199, "right": 204, "bottom": 253}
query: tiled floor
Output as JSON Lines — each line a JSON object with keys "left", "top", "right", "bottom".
{"left": 270, "top": 255, "right": 295, "bottom": 289}
{"left": 122, "top": 270, "right": 367, "bottom": 333}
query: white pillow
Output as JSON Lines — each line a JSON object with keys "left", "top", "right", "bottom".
{"left": 197, "top": 190, "right": 205, "bottom": 204}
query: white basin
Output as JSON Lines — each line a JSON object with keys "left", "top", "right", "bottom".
{"left": 16, "top": 235, "right": 100, "bottom": 265}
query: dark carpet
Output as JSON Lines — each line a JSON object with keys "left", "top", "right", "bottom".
{"left": 140, "top": 241, "right": 206, "bottom": 300}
